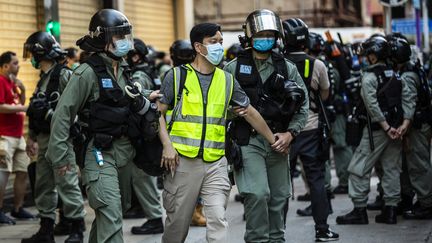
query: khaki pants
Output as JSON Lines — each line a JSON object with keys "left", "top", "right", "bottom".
{"left": 162, "top": 156, "right": 231, "bottom": 243}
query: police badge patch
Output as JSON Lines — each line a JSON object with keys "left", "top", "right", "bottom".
{"left": 101, "top": 78, "right": 114, "bottom": 88}
{"left": 239, "top": 64, "right": 252, "bottom": 74}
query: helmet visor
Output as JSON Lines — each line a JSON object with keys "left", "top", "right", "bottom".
{"left": 245, "top": 11, "right": 283, "bottom": 38}
{"left": 23, "top": 43, "right": 33, "bottom": 60}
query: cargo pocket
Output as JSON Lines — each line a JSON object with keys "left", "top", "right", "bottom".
{"left": 162, "top": 180, "right": 178, "bottom": 214}
{"left": 84, "top": 171, "right": 108, "bottom": 210}
{"left": 347, "top": 148, "right": 369, "bottom": 177}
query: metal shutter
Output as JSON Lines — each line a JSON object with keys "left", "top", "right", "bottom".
{"left": 0, "top": 0, "right": 40, "bottom": 97}
{"left": 59, "top": 0, "right": 101, "bottom": 48}
{"left": 124, "top": 0, "right": 175, "bottom": 52}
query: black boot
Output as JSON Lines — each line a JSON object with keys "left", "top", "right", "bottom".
{"left": 131, "top": 218, "right": 164, "bottom": 235}
{"left": 396, "top": 195, "right": 413, "bottom": 215}
{"left": 54, "top": 211, "right": 72, "bottom": 236}
{"left": 403, "top": 205, "right": 432, "bottom": 220}
{"left": 297, "top": 193, "right": 311, "bottom": 201}
{"left": 367, "top": 195, "right": 384, "bottom": 211}
{"left": 297, "top": 205, "right": 312, "bottom": 216}
{"left": 22, "top": 217, "right": 55, "bottom": 243}
{"left": 375, "top": 206, "right": 397, "bottom": 224}
{"left": 336, "top": 207, "right": 368, "bottom": 224}
{"left": 332, "top": 185, "right": 348, "bottom": 194}
{"left": 65, "top": 218, "right": 85, "bottom": 243}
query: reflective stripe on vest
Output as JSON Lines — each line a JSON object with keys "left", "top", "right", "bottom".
{"left": 168, "top": 64, "right": 233, "bottom": 162}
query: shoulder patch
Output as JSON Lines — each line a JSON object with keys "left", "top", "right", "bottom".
{"left": 239, "top": 64, "right": 252, "bottom": 74}
{"left": 101, "top": 78, "right": 113, "bottom": 88}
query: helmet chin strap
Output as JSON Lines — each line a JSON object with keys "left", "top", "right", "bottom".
{"left": 106, "top": 51, "right": 123, "bottom": 61}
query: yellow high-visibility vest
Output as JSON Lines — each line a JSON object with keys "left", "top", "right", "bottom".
{"left": 167, "top": 64, "right": 234, "bottom": 162}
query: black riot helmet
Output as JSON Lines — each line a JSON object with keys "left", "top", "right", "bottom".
{"left": 226, "top": 43, "right": 244, "bottom": 62}
{"left": 77, "top": 9, "right": 133, "bottom": 53}
{"left": 169, "top": 40, "right": 194, "bottom": 66}
{"left": 282, "top": 18, "right": 309, "bottom": 50}
{"left": 388, "top": 37, "right": 411, "bottom": 64}
{"left": 133, "top": 38, "right": 149, "bottom": 57}
{"left": 23, "top": 31, "right": 65, "bottom": 62}
{"left": 307, "top": 32, "right": 325, "bottom": 55}
{"left": 280, "top": 80, "right": 305, "bottom": 117}
{"left": 127, "top": 38, "right": 149, "bottom": 65}
{"left": 360, "top": 35, "right": 390, "bottom": 61}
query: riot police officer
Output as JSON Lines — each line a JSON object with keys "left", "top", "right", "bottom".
{"left": 388, "top": 36, "right": 432, "bottom": 219}
{"left": 126, "top": 38, "right": 164, "bottom": 235}
{"left": 22, "top": 31, "right": 85, "bottom": 243}
{"left": 46, "top": 9, "right": 157, "bottom": 242}
{"left": 336, "top": 35, "right": 409, "bottom": 225}
{"left": 224, "top": 10, "right": 309, "bottom": 242}
{"left": 169, "top": 39, "right": 195, "bottom": 67}
{"left": 283, "top": 18, "right": 339, "bottom": 241}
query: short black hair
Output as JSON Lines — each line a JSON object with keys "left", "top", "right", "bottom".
{"left": 0, "top": 51, "right": 16, "bottom": 67}
{"left": 190, "top": 23, "right": 221, "bottom": 51}
{"left": 65, "top": 47, "right": 78, "bottom": 59}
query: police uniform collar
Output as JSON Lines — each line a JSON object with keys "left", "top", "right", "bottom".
{"left": 40, "top": 63, "right": 57, "bottom": 78}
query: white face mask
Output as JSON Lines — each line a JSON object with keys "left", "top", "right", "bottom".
{"left": 200, "top": 43, "right": 224, "bottom": 65}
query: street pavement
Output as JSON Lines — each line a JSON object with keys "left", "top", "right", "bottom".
{"left": 1, "top": 170, "right": 431, "bottom": 243}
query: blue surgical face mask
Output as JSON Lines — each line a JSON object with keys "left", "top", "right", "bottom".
{"left": 253, "top": 37, "right": 275, "bottom": 52}
{"left": 71, "top": 62, "right": 80, "bottom": 70}
{"left": 112, "top": 38, "right": 132, "bottom": 57}
{"left": 201, "top": 43, "right": 224, "bottom": 65}
{"left": 31, "top": 57, "right": 40, "bottom": 69}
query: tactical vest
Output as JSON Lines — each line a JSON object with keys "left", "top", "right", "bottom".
{"left": 235, "top": 49, "right": 288, "bottom": 108}
{"left": 285, "top": 53, "right": 319, "bottom": 113}
{"left": 27, "top": 64, "right": 67, "bottom": 134}
{"left": 84, "top": 54, "right": 130, "bottom": 141}
{"left": 370, "top": 65, "right": 403, "bottom": 129}
{"left": 168, "top": 64, "right": 233, "bottom": 162}
{"left": 401, "top": 62, "right": 432, "bottom": 127}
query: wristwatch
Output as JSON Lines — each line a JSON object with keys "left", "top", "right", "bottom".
{"left": 287, "top": 129, "right": 299, "bottom": 138}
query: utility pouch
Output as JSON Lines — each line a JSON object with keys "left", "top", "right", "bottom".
{"left": 225, "top": 134, "right": 243, "bottom": 171}
{"left": 230, "top": 119, "right": 251, "bottom": 146}
{"left": 93, "top": 133, "right": 113, "bottom": 150}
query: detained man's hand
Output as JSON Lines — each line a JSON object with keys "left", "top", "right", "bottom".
{"left": 161, "top": 143, "right": 179, "bottom": 176}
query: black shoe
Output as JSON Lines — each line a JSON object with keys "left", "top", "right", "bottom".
{"left": 0, "top": 210, "right": 16, "bottom": 225}
{"left": 367, "top": 195, "right": 383, "bottom": 211}
{"left": 11, "top": 207, "right": 36, "bottom": 220}
{"left": 315, "top": 228, "right": 339, "bottom": 242}
{"left": 65, "top": 218, "right": 85, "bottom": 243}
{"left": 54, "top": 216, "right": 72, "bottom": 236}
{"left": 297, "top": 205, "right": 312, "bottom": 217}
{"left": 131, "top": 218, "right": 164, "bottom": 235}
{"left": 123, "top": 207, "right": 146, "bottom": 219}
{"left": 22, "top": 217, "right": 55, "bottom": 243}
{"left": 297, "top": 193, "right": 311, "bottom": 201}
{"left": 375, "top": 206, "right": 397, "bottom": 224}
{"left": 403, "top": 205, "right": 432, "bottom": 220}
{"left": 336, "top": 207, "right": 368, "bottom": 224}
{"left": 396, "top": 195, "right": 413, "bottom": 215}
{"left": 332, "top": 185, "right": 348, "bottom": 194}
{"left": 292, "top": 168, "right": 301, "bottom": 178}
